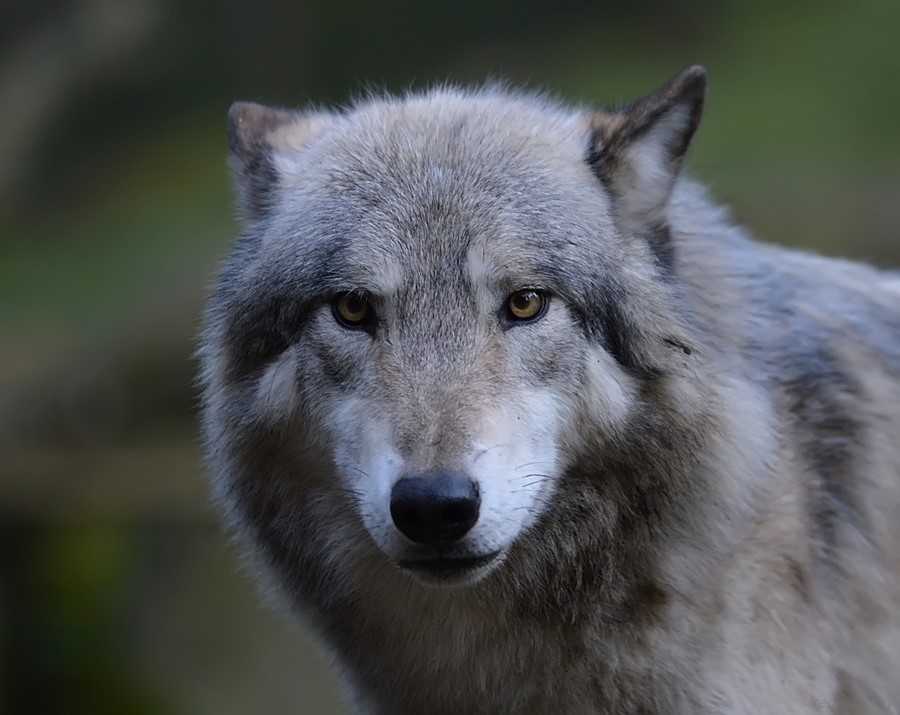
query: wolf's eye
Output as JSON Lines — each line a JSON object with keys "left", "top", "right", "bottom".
{"left": 333, "top": 292, "right": 372, "bottom": 328}
{"left": 506, "top": 290, "right": 548, "bottom": 323}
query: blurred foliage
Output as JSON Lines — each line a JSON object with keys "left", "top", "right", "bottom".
{"left": 0, "top": 0, "right": 898, "bottom": 713}
{"left": 4, "top": 526, "right": 162, "bottom": 714}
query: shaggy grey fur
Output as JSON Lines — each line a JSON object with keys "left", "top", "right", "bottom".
{"left": 199, "top": 67, "right": 900, "bottom": 713}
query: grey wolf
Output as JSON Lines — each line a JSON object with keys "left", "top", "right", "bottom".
{"left": 198, "top": 67, "right": 900, "bottom": 713}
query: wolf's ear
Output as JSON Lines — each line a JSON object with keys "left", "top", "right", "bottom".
{"left": 227, "top": 102, "right": 331, "bottom": 221}
{"left": 587, "top": 66, "right": 706, "bottom": 236}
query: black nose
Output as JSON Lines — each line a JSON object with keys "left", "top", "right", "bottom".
{"left": 390, "top": 473, "right": 481, "bottom": 546}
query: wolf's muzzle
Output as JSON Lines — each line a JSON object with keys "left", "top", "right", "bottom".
{"left": 390, "top": 473, "right": 480, "bottom": 546}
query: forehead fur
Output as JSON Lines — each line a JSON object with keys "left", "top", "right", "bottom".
{"left": 256, "top": 88, "right": 618, "bottom": 289}
{"left": 310, "top": 86, "right": 592, "bottom": 170}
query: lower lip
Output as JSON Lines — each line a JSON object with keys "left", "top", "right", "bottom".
{"left": 398, "top": 551, "right": 501, "bottom": 578}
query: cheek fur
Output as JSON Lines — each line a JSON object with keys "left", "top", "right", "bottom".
{"left": 578, "top": 344, "right": 637, "bottom": 434}
{"left": 503, "top": 316, "right": 637, "bottom": 458}
{"left": 250, "top": 320, "right": 376, "bottom": 429}
{"left": 254, "top": 349, "right": 299, "bottom": 420}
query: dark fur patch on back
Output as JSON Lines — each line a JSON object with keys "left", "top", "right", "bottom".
{"left": 779, "top": 338, "right": 863, "bottom": 564}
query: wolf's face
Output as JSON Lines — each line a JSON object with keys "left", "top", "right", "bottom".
{"left": 202, "top": 69, "right": 706, "bottom": 589}
{"left": 258, "top": 158, "right": 637, "bottom": 585}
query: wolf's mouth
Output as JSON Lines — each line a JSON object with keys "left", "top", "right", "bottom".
{"left": 397, "top": 551, "right": 501, "bottom": 579}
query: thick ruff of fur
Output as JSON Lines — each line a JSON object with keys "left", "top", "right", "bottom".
{"left": 199, "top": 67, "right": 900, "bottom": 714}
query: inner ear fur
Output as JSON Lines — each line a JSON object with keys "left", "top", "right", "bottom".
{"left": 227, "top": 102, "right": 332, "bottom": 221}
{"left": 587, "top": 66, "right": 707, "bottom": 240}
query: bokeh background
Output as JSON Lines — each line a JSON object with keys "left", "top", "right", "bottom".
{"left": 1, "top": 0, "right": 898, "bottom": 712}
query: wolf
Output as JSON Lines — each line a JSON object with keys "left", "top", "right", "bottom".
{"left": 198, "top": 66, "right": 900, "bottom": 713}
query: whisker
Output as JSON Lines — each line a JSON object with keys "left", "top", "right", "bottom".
{"left": 511, "top": 472, "right": 552, "bottom": 482}
{"left": 329, "top": 487, "right": 364, "bottom": 498}
{"left": 472, "top": 443, "right": 511, "bottom": 464}
{"left": 514, "top": 461, "right": 555, "bottom": 471}
{"left": 343, "top": 465, "right": 372, "bottom": 480}
{"left": 511, "top": 479, "right": 549, "bottom": 491}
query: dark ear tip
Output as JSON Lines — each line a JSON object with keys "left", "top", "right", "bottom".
{"left": 226, "top": 101, "right": 295, "bottom": 155}
{"left": 227, "top": 100, "right": 253, "bottom": 120}
{"left": 681, "top": 65, "right": 708, "bottom": 81}
{"left": 227, "top": 101, "right": 273, "bottom": 128}
{"left": 672, "top": 65, "right": 708, "bottom": 101}
{"left": 226, "top": 101, "right": 257, "bottom": 154}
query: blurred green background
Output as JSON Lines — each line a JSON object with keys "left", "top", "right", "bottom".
{"left": 1, "top": 0, "right": 898, "bottom": 713}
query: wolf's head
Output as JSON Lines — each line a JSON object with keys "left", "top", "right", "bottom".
{"left": 200, "top": 68, "right": 708, "bottom": 592}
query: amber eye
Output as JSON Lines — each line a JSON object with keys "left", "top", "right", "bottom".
{"left": 333, "top": 292, "right": 372, "bottom": 327}
{"left": 506, "top": 289, "right": 547, "bottom": 322}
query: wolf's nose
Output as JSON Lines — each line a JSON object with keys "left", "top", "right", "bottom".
{"left": 390, "top": 474, "right": 481, "bottom": 546}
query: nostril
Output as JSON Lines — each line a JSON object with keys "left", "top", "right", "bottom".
{"left": 391, "top": 501, "right": 426, "bottom": 532}
{"left": 390, "top": 473, "right": 481, "bottom": 546}
{"left": 443, "top": 500, "right": 475, "bottom": 525}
